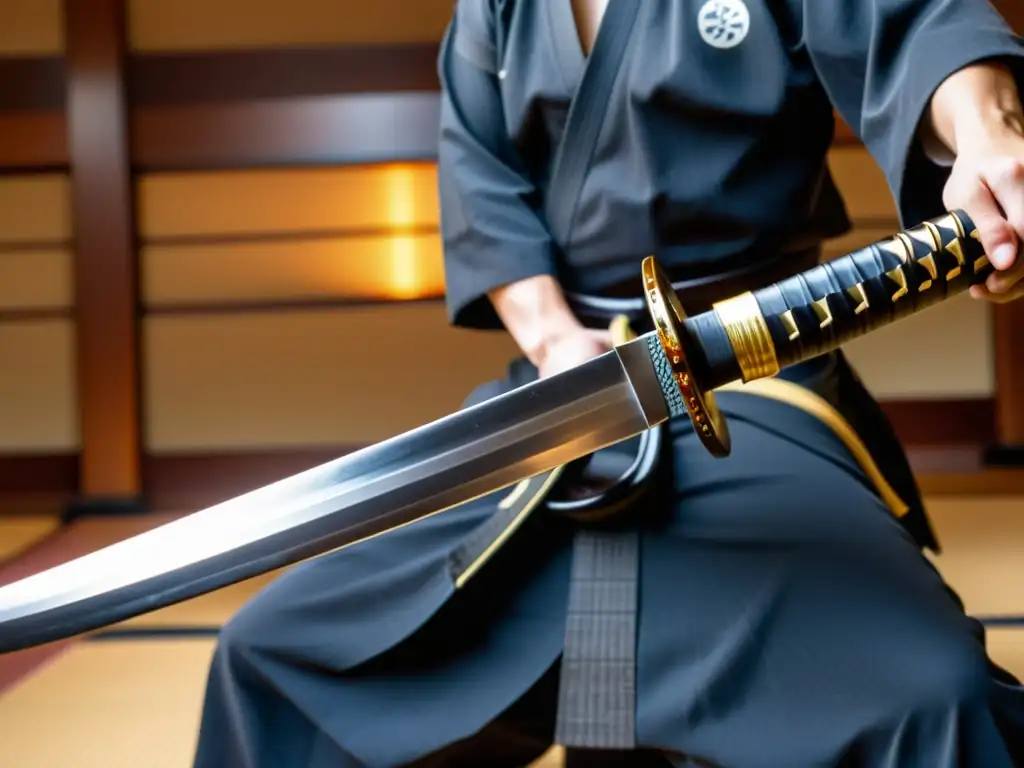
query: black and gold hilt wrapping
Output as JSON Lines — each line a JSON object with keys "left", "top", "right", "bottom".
{"left": 642, "top": 210, "right": 993, "bottom": 459}
{"left": 704, "top": 210, "right": 992, "bottom": 386}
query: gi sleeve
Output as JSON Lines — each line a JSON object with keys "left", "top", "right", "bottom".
{"left": 437, "top": 1, "right": 557, "bottom": 330}
{"left": 802, "top": 0, "right": 1024, "bottom": 227}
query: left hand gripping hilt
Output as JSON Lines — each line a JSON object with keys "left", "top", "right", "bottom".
{"left": 642, "top": 210, "right": 992, "bottom": 458}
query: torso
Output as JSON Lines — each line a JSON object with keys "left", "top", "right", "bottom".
{"left": 450, "top": 0, "right": 851, "bottom": 297}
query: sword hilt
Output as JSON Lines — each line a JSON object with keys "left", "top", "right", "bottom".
{"left": 643, "top": 210, "right": 993, "bottom": 458}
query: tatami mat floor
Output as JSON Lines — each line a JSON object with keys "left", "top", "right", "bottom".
{"left": 0, "top": 639, "right": 216, "bottom": 768}
{"left": 0, "top": 515, "right": 59, "bottom": 563}
{"left": 0, "top": 495, "right": 1020, "bottom": 767}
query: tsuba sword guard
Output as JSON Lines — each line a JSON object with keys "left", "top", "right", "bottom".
{"left": 642, "top": 256, "right": 731, "bottom": 457}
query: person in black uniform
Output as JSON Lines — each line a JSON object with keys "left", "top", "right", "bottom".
{"left": 191, "top": 1, "right": 1024, "bottom": 766}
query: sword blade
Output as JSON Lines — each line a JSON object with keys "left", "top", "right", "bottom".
{"left": 0, "top": 335, "right": 668, "bottom": 653}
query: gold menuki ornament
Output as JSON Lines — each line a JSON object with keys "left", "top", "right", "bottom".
{"left": 847, "top": 283, "right": 870, "bottom": 314}
{"left": 944, "top": 238, "right": 965, "bottom": 280}
{"left": 641, "top": 256, "right": 731, "bottom": 457}
{"left": 712, "top": 291, "right": 781, "bottom": 382}
{"left": 879, "top": 235, "right": 911, "bottom": 263}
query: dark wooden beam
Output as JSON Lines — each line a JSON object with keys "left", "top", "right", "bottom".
{"left": 128, "top": 45, "right": 440, "bottom": 105}
{"left": 988, "top": 301, "right": 1024, "bottom": 465}
{"left": 0, "top": 112, "right": 68, "bottom": 171}
{"left": 64, "top": 0, "right": 143, "bottom": 514}
{"left": 0, "top": 57, "right": 68, "bottom": 170}
{"left": 0, "top": 454, "right": 78, "bottom": 516}
{"left": 132, "top": 92, "right": 441, "bottom": 171}
{"left": 881, "top": 398, "right": 996, "bottom": 447}
{"left": 125, "top": 45, "right": 440, "bottom": 170}
{"left": 119, "top": 45, "right": 859, "bottom": 169}
{"left": 992, "top": 0, "right": 1023, "bottom": 32}
{"left": 0, "top": 57, "right": 65, "bottom": 111}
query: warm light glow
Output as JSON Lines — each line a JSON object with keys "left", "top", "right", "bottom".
{"left": 384, "top": 165, "right": 428, "bottom": 299}
{"left": 139, "top": 163, "right": 447, "bottom": 305}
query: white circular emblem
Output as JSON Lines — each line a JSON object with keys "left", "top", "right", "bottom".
{"left": 697, "top": 0, "right": 750, "bottom": 50}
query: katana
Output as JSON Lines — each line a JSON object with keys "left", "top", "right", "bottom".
{"left": 0, "top": 210, "right": 992, "bottom": 653}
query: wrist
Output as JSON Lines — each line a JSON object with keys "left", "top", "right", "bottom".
{"left": 487, "top": 275, "right": 584, "bottom": 366}
{"left": 929, "top": 61, "right": 1024, "bottom": 155}
{"left": 526, "top": 321, "right": 588, "bottom": 370}
{"left": 954, "top": 108, "right": 1024, "bottom": 155}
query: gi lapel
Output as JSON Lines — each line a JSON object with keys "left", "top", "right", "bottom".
{"left": 543, "top": 0, "right": 643, "bottom": 249}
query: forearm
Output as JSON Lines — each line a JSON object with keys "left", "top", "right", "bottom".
{"left": 488, "top": 275, "right": 583, "bottom": 367}
{"left": 925, "top": 61, "right": 1024, "bottom": 155}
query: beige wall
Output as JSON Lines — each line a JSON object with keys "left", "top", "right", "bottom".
{"left": 143, "top": 304, "right": 519, "bottom": 450}
{"left": 0, "top": 175, "right": 78, "bottom": 453}
{"left": 126, "top": 0, "right": 456, "bottom": 51}
{"left": 137, "top": 163, "right": 506, "bottom": 450}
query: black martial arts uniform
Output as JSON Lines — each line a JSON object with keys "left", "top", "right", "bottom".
{"left": 192, "top": 1, "right": 1024, "bottom": 766}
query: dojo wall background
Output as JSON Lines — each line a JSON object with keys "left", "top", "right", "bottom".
{"left": 0, "top": 0, "right": 1022, "bottom": 513}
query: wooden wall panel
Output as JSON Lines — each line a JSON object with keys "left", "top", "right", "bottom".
{"left": 0, "top": 320, "right": 77, "bottom": 452}
{"left": 0, "top": 48, "right": 67, "bottom": 171}
{"left": 127, "top": 0, "right": 455, "bottom": 51}
{"left": 0, "top": 167, "right": 76, "bottom": 498}
{"left": 0, "top": 113, "right": 68, "bottom": 171}
{"left": 0, "top": 0, "right": 64, "bottom": 55}
{"left": 142, "top": 302, "right": 519, "bottom": 451}
{"left": 0, "top": 175, "right": 70, "bottom": 245}
{"left": 137, "top": 164, "right": 439, "bottom": 238}
{"left": 0, "top": 250, "right": 73, "bottom": 311}
{"left": 142, "top": 235, "right": 444, "bottom": 308}
{"left": 138, "top": 164, "right": 445, "bottom": 307}
{"left": 0, "top": 175, "right": 73, "bottom": 312}
{"left": 826, "top": 146, "right": 898, "bottom": 223}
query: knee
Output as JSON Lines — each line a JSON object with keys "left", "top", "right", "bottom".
{"left": 898, "top": 634, "right": 990, "bottom": 716}
{"left": 216, "top": 611, "right": 252, "bottom": 660}
{"left": 214, "top": 589, "right": 284, "bottom": 666}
